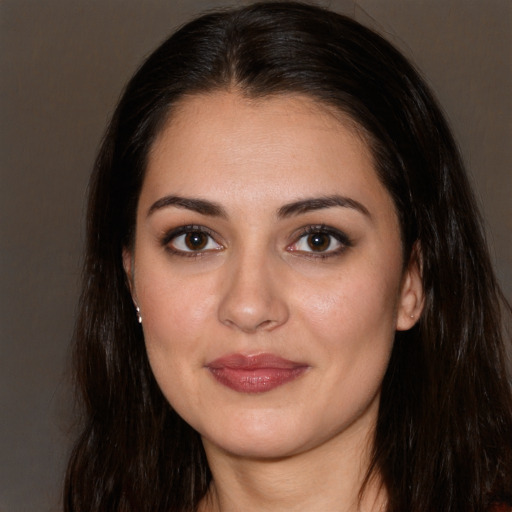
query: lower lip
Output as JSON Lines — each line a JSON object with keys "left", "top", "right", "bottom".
{"left": 208, "top": 366, "right": 308, "bottom": 393}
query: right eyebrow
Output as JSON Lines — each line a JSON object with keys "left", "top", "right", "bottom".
{"left": 277, "top": 194, "right": 371, "bottom": 219}
{"left": 147, "top": 195, "right": 228, "bottom": 218}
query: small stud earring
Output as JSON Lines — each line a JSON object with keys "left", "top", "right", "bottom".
{"left": 410, "top": 314, "right": 415, "bottom": 319}
{"left": 136, "top": 306, "right": 142, "bottom": 324}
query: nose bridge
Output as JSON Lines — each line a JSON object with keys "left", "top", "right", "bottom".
{"left": 218, "top": 244, "right": 289, "bottom": 333}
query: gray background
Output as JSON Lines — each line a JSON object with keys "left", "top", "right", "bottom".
{"left": 1, "top": 1, "right": 510, "bottom": 510}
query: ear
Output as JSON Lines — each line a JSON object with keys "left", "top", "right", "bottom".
{"left": 396, "top": 244, "right": 424, "bottom": 331}
{"left": 122, "top": 247, "right": 137, "bottom": 302}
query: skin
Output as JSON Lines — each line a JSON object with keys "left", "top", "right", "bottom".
{"left": 124, "top": 91, "right": 424, "bottom": 511}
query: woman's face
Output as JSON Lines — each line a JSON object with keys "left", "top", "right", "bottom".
{"left": 124, "top": 92, "right": 422, "bottom": 459}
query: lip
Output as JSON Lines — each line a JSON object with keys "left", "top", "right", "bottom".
{"left": 205, "top": 353, "right": 309, "bottom": 394}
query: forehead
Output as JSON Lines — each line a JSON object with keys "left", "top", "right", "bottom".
{"left": 149, "top": 92, "right": 371, "bottom": 172}
{"left": 140, "top": 91, "right": 393, "bottom": 222}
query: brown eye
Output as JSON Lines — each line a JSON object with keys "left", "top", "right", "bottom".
{"left": 307, "top": 233, "right": 331, "bottom": 252}
{"left": 185, "top": 232, "right": 208, "bottom": 250}
{"left": 288, "top": 226, "right": 350, "bottom": 257}
{"left": 166, "top": 227, "right": 223, "bottom": 255}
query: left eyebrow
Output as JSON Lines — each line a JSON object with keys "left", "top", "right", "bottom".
{"left": 277, "top": 195, "right": 371, "bottom": 219}
{"left": 147, "top": 195, "right": 228, "bottom": 218}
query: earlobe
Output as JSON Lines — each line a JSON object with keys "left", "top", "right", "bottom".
{"left": 396, "top": 245, "right": 425, "bottom": 331}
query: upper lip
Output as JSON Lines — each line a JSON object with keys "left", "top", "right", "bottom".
{"left": 206, "top": 353, "right": 308, "bottom": 370}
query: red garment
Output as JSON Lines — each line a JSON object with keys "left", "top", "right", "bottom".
{"left": 491, "top": 504, "right": 512, "bottom": 512}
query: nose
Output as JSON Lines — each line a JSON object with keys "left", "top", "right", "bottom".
{"left": 217, "top": 252, "right": 289, "bottom": 333}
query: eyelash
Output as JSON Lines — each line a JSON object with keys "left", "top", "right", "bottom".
{"left": 161, "top": 224, "right": 352, "bottom": 259}
{"left": 289, "top": 225, "right": 353, "bottom": 259}
{"left": 162, "top": 225, "right": 222, "bottom": 258}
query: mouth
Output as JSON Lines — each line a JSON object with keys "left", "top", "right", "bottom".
{"left": 205, "top": 353, "right": 310, "bottom": 394}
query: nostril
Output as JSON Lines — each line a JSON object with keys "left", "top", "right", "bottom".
{"left": 257, "top": 319, "right": 273, "bottom": 329}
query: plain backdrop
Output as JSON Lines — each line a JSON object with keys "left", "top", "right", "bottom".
{"left": 1, "top": 1, "right": 510, "bottom": 510}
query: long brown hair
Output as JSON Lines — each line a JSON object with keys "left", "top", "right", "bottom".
{"left": 65, "top": 3, "right": 512, "bottom": 510}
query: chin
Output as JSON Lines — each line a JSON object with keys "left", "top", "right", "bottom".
{"left": 204, "top": 432, "right": 305, "bottom": 460}
{"left": 198, "top": 412, "right": 322, "bottom": 460}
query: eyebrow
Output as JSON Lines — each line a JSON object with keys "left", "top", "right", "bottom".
{"left": 147, "top": 193, "right": 370, "bottom": 219}
{"left": 147, "top": 195, "right": 228, "bottom": 218}
{"left": 277, "top": 195, "right": 371, "bottom": 219}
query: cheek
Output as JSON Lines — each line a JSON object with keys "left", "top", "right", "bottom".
{"left": 135, "top": 269, "right": 215, "bottom": 408}
{"left": 293, "top": 258, "right": 401, "bottom": 405}
{"left": 136, "top": 259, "right": 218, "bottom": 339}
{"left": 297, "top": 265, "right": 400, "bottom": 342}
{"left": 297, "top": 272, "right": 398, "bottom": 399}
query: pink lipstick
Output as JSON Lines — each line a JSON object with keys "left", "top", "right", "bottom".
{"left": 205, "top": 353, "right": 309, "bottom": 393}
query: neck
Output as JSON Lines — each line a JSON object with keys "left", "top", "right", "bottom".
{"left": 198, "top": 417, "right": 387, "bottom": 512}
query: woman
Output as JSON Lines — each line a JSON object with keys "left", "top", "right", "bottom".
{"left": 64, "top": 2, "right": 512, "bottom": 511}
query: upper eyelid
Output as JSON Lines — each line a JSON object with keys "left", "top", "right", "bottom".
{"left": 172, "top": 232, "right": 222, "bottom": 252}
{"left": 161, "top": 226, "right": 224, "bottom": 258}
{"left": 292, "top": 225, "right": 352, "bottom": 243}
{"left": 161, "top": 224, "right": 220, "bottom": 246}
{"left": 160, "top": 223, "right": 352, "bottom": 250}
